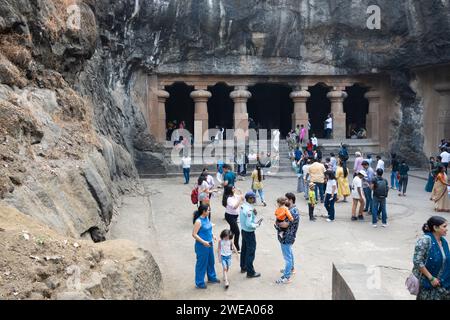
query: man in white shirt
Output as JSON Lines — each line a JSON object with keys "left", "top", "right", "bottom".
{"left": 330, "top": 153, "right": 337, "bottom": 173}
{"left": 325, "top": 114, "right": 333, "bottom": 139}
{"left": 351, "top": 171, "right": 366, "bottom": 221}
{"left": 440, "top": 148, "right": 450, "bottom": 171}
{"left": 311, "top": 134, "right": 318, "bottom": 150}
{"left": 376, "top": 155, "right": 385, "bottom": 172}
{"left": 181, "top": 155, "right": 191, "bottom": 184}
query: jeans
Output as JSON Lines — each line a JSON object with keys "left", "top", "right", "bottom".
{"left": 240, "top": 230, "right": 256, "bottom": 275}
{"left": 325, "top": 128, "right": 332, "bottom": 139}
{"left": 399, "top": 175, "right": 408, "bottom": 194}
{"left": 280, "top": 243, "right": 294, "bottom": 279}
{"left": 252, "top": 189, "right": 265, "bottom": 204}
{"left": 195, "top": 242, "right": 217, "bottom": 287}
{"left": 324, "top": 193, "right": 337, "bottom": 220}
{"left": 183, "top": 168, "right": 190, "bottom": 184}
{"left": 363, "top": 187, "right": 373, "bottom": 212}
{"left": 314, "top": 182, "right": 325, "bottom": 202}
{"left": 225, "top": 213, "right": 240, "bottom": 251}
{"left": 390, "top": 170, "right": 399, "bottom": 190}
{"left": 372, "top": 197, "right": 387, "bottom": 224}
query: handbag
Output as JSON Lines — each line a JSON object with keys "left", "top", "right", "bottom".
{"left": 405, "top": 273, "right": 420, "bottom": 296}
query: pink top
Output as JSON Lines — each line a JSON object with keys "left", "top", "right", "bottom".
{"left": 354, "top": 157, "right": 364, "bottom": 173}
{"left": 300, "top": 128, "right": 306, "bottom": 139}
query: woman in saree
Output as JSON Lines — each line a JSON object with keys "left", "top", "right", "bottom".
{"left": 431, "top": 166, "right": 450, "bottom": 213}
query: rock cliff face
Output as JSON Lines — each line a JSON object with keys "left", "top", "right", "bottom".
{"left": 0, "top": 0, "right": 449, "bottom": 272}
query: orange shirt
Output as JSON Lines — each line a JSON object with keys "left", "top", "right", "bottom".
{"left": 275, "top": 206, "right": 293, "bottom": 222}
{"left": 437, "top": 172, "right": 448, "bottom": 184}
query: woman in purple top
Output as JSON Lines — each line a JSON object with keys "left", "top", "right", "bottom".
{"left": 354, "top": 151, "right": 364, "bottom": 175}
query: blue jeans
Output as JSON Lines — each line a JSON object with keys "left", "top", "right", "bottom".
{"left": 183, "top": 168, "right": 190, "bottom": 184}
{"left": 252, "top": 189, "right": 265, "bottom": 203}
{"left": 240, "top": 230, "right": 256, "bottom": 276}
{"left": 314, "top": 183, "right": 325, "bottom": 202}
{"left": 363, "top": 187, "right": 372, "bottom": 212}
{"left": 280, "top": 243, "right": 294, "bottom": 279}
{"left": 195, "top": 242, "right": 217, "bottom": 287}
{"left": 324, "top": 193, "right": 337, "bottom": 220}
{"left": 390, "top": 171, "right": 399, "bottom": 190}
{"left": 372, "top": 197, "right": 387, "bottom": 224}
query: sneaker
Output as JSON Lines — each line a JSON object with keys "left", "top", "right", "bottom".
{"left": 351, "top": 217, "right": 358, "bottom": 221}
{"left": 382, "top": 224, "right": 388, "bottom": 228}
{"left": 240, "top": 269, "right": 247, "bottom": 274}
{"left": 275, "top": 277, "right": 292, "bottom": 284}
{"left": 326, "top": 219, "right": 333, "bottom": 222}
{"left": 263, "top": 202, "right": 267, "bottom": 207}
{"left": 358, "top": 215, "right": 364, "bottom": 220}
{"left": 372, "top": 224, "right": 378, "bottom": 228}
{"left": 310, "top": 217, "right": 317, "bottom": 221}
{"left": 225, "top": 281, "right": 229, "bottom": 289}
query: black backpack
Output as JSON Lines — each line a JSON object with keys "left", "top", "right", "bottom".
{"left": 373, "top": 177, "right": 389, "bottom": 198}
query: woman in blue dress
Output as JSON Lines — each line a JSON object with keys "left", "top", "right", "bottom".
{"left": 192, "top": 204, "right": 220, "bottom": 289}
{"left": 425, "top": 157, "right": 437, "bottom": 192}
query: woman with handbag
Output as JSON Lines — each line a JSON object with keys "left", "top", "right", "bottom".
{"left": 251, "top": 165, "right": 267, "bottom": 207}
{"left": 411, "top": 216, "right": 450, "bottom": 300}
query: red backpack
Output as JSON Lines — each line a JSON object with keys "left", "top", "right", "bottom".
{"left": 191, "top": 186, "right": 199, "bottom": 205}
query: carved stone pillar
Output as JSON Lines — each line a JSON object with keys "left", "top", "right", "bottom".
{"left": 327, "top": 89, "right": 348, "bottom": 140}
{"left": 230, "top": 87, "right": 252, "bottom": 134}
{"left": 156, "top": 89, "right": 170, "bottom": 142}
{"left": 190, "top": 89, "right": 212, "bottom": 138}
{"left": 435, "top": 83, "right": 450, "bottom": 144}
{"left": 290, "top": 89, "right": 311, "bottom": 140}
{"left": 364, "top": 90, "right": 381, "bottom": 141}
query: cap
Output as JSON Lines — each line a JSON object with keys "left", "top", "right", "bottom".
{"left": 245, "top": 191, "right": 257, "bottom": 199}
{"left": 198, "top": 193, "right": 209, "bottom": 202}
{"left": 358, "top": 171, "right": 367, "bottom": 177}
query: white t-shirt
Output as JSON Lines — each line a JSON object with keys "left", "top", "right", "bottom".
{"left": 198, "top": 181, "right": 209, "bottom": 193}
{"left": 326, "top": 179, "right": 337, "bottom": 195}
{"left": 220, "top": 239, "right": 233, "bottom": 257}
{"left": 302, "top": 164, "right": 310, "bottom": 179}
{"left": 226, "top": 195, "right": 240, "bottom": 215}
{"left": 326, "top": 118, "right": 333, "bottom": 129}
{"left": 376, "top": 159, "right": 385, "bottom": 171}
{"left": 312, "top": 137, "right": 318, "bottom": 146}
{"left": 441, "top": 151, "right": 450, "bottom": 163}
{"left": 181, "top": 157, "right": 191, "bottom": 168}
{"left": 206, "top": 175, "right": 215, "bottom": 188}
{"left": 352, "top": 176, "right": 363, "bottom": 199}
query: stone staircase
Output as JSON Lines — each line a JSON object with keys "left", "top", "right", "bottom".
{"left": 138, "top": 139, "right": 385, "bottom": 179}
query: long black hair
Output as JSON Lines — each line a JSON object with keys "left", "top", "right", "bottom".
{"left": 193, "top": 204, "right": 210, "bottom": 224}
{"left": 340, "top": 159, "right": 348, "bottom": 178}
{"left": 422, "top": 216, "right": 447, "bottom": 233}
{"left": 197, "top": 175, "right": 206, "bottom": 186}
{"left": 222, "top": 186, "right": 234, "bottom": 207}
{"left": 256, "top": 165, "right": 262, "bottom": 182}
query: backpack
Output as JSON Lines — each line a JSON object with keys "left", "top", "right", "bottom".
{"left": 339, "top": 148, "right": 349, "bottom": 161}
{"left": 191, "top": 186, "right": 199, "bottom": 204}
{"left": 373, "top": 177, "right": 389, "bottom": 198}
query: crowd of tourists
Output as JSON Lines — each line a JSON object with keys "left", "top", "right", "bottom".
{"left": 186, "top": 133, "right": 450, "bottom": 299}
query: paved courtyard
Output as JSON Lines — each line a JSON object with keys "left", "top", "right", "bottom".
{"left": 110, "top": 171, "right": 447, "bottom": 300}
